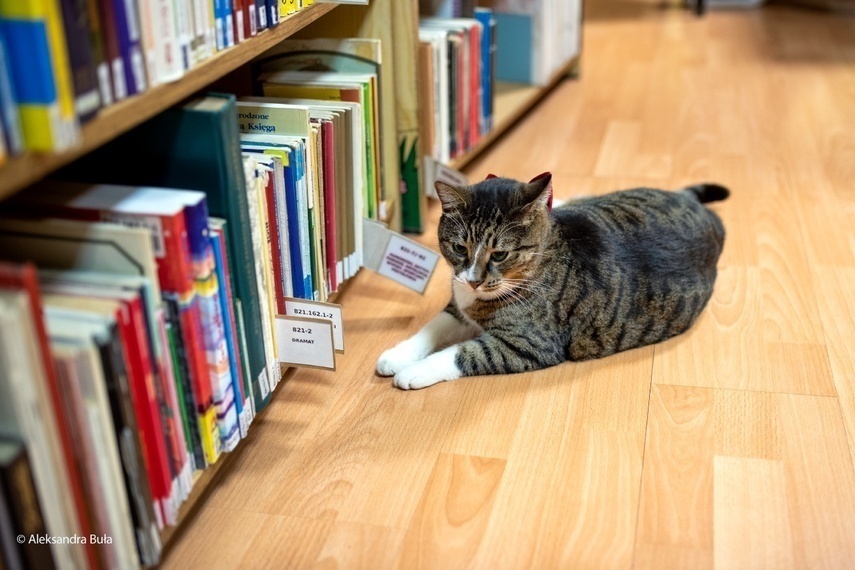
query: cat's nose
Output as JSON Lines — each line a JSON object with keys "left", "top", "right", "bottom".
{"left": 467, "top": 279, "right": 483, "bottom": 290}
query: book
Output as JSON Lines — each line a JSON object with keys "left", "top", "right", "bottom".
{"left": 137, "top": 0, "right": 183, "bottom": 86}
{"left": 111, "top": 0, "right": 147, "bottom": 96}
{"left": 0, "top": 0, "right": 80, "bottom": 151}
{"left": 58, "top": 0, "right": 102, "bottom": 121}
{"left": 473, "top": 7, "right": 494, "bottom": 134}
{"left": 97, "top": 0, "right": 128, "bottom": 100}
{"left": 0, "top": 439, "right": 56, "bottom": 570}
{"left": 59, "top": 93, "right": 275, "bottom": 413}
{"left": 44, "top": 311, "right": 141, "bottom": 569}
{"left": 210, "top": 218, "right": 253, "bottom": 436}
{"left": 0, "top": 32, "right": 23, "bottom": 156}
{"left": 82, "top": 0, "right": 113, "bottom": 106}
{"left": 0, "top": 278, "right": 87, "bottom": 570}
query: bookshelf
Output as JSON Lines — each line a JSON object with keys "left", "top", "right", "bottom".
{"left": 0, "top": 2, "right": 338, "bottom": 203}
{"left": 0, "top": 0, "right": 582, "bottom": 564}
{"left": 449, "top": 57, "right": 580, "bottom": 171}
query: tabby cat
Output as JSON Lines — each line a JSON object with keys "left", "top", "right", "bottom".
{"left": 377, "top": 173, "right": 728, "bottom": 390}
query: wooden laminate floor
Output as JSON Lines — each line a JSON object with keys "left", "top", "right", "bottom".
{"left": 162, "top": 3, "right": 855, "bottom": 568}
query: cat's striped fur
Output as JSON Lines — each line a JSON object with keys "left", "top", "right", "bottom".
{"left": 377, "top": 174, "right": 727, "bottom": 389}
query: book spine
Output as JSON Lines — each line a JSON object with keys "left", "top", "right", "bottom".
{"left": 96, "top": 0, "right": 128, "bottom": 100}
{"left": 101, "top": 311, "right": 162, "bottom": 566}
{"left": 0, "top": 33, "right": 23, "bottom": 155}
{"left": 0, "top": 0, "right": 80, "bottom": 151}
{"left": 294, "top": 146, "right": 314, "bottom": 300}
{"left": 244, "top": 158, "right": 279, "bottom": 387}
{"left": 183, "top": 200, "right": 240, "bottom": 453}
{"left": 211, "top": 229, "right": 247, "bottom": 436}
{"left": 213, "top": 0, "right": 224, "bottom": 50}
{"left": 266, "top": 0, "right": 279, "bottom": 27}
{"left": 140, "top": 0, "right": 182, "bottom": 84}
{"left": 244, "top": 0, "right": 256, "bottom": 38}
{"left": 320, "top": 121, "right": 338, "bottom": 293}
{"left": 254, "top": 0, "right": 267, "bottom": 31}
{"left": 263, "top": 167, "right": 286, "bottom": 315}
{"left": 209, "top": 93, "right": 271, "bottom": 410}
{"left": 231, "top": 0, "right": 244, "bottom": 43}
{"left": 83, "top": 0, "right": 113, "bottom": 106}
{"left": 224, "top": 0, "right": 234, "bottom": 47}
{"left": 58, "top": 0, "right": 101, "bottom": 122}
{"left": 281, "top": 158, "right": 305, "bottom": 300}
{"left": 111, "top": 0, "right": 147, "bottom": 96}
{"left": 115, "top": 296, "right": 169, "bottom": 529}
{"left": 163, "top": 294, "right": 207, "bottom": 471}
{"left": 173, "top": 0, "right": 192, "bottom": 71}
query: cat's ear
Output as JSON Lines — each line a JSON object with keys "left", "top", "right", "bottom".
{"left": 435, "top": 181, "right": 468, "bottom": 213}
{"left": 521, "top": 172, "right": 553, "bottom": 213}
{"left": 485, "top": 173, "right": 498, "bottom": 179}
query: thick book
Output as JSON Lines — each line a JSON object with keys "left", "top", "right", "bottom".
{"left": 60, "top": 93, "right": 274, "bottom": 413}
{"left": 58, "top": 0, "right": 101, "bottom": 121}
{"left": 97, "top": 0, "right": 128, "bottom": 100}
{"left": 0, "top": 439, "right": 56, "bottom": 570}
{"left": 0, "top": 0, "right": 80, "bottom": 151}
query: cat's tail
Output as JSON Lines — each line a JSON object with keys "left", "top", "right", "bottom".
{"left": 682, "top": 183, "right": 730, "bottom": 204}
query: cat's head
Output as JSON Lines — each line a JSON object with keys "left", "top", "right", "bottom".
{"left": 435, "top": 173, "right": 553, "bottom": 300}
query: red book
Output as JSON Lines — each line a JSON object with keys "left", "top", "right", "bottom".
{"left": 467, "top": 24, "right": 481, "bottom": 149}
{"left": 232, "top": 0, "right": 246, "bottom": 43}
{"left": 0, "top": 262, "right": 99, "bottom": 570}
{"left": 263, "top": 165, "right": 286, "bottom": 314}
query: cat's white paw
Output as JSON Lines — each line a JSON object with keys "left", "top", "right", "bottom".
{"left": 393, "top": 347, "right": 461, "bottom": 390}
{"left": 376, "top": 342, "right": 423, "bottom": 376}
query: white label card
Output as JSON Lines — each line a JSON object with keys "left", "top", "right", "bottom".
{"left": 283, "top": 299, "right": 344, "bottom": 353}
{"left": 434, "top": 160, "right": 468, "bottom": 187}
{"left": 377, "top": 234, "right": 440, "bottom": 295}
{"left": 275, "top": 316, "right": 336, "bottom": 370}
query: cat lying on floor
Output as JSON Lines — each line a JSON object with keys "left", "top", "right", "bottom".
{"left": 377, "top": 173, "right": 728, "bottom": 390}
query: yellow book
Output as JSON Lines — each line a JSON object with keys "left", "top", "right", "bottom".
{"left": 0, "top": 0, "right": 79, "bottom": 151}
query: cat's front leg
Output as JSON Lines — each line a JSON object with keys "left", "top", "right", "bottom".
{"left": 376, "top": 309, "right": 477, "bottom": 377}
{"left": 394, "top": 330, "right": 564, "bottom": 390}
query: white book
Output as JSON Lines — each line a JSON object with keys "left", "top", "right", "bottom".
{"left": 47, "top": 313, "right": 142, "bottom": 570}
{"left": 0, "top": 291, "right": 84, "bottom": 570}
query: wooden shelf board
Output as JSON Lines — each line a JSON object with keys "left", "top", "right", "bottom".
{"left": 0, "top": 3, "right": 338, "bottom": 202}
{"left": 449, "top": 57, "right": 578, "bottom": 171}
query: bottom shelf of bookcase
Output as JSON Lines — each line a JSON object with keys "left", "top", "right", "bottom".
{"left": 449, "top": 56, "right": 581, "bottom": 172}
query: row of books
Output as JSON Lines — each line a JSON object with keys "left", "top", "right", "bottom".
{"left": 419, "top": 0, "right": 582, "bottom": 87}
{"left": 0, "top": 81, "right": 376, "bottom": 567}
{"left": 418, "top": 10, "right": 496, "bottom": 165}
{"left": 0, "top": 0, "right": 363, "bottom": 161}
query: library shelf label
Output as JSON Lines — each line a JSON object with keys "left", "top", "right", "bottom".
{"left": 274, "top": 316, "right": 336, "bottom": 370}
{"left": 283, "top": 298, "right": 345, "bottom": 353}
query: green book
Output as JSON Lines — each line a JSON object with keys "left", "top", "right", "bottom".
{"left": 60, "top": 93, "right": 274, "bottom": 412}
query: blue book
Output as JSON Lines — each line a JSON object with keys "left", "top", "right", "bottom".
{"left": 0, "top": 31, "right": 22, "bottom": 154}
{"left": 474, "top": 7, "right": 494, "bottom": 134}
{"left": 111, "top": 0, "right": 146, "bottom": 96}
{"left": 494, "top": 12, "right": 532, "bottom": 84}
{"left": 289, "top": 141, "right": 314, "bottom": 300}
{"left": 283, "top": 149, "right": 311, "bottom": 299}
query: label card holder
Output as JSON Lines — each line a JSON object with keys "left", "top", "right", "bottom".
{"left": 362, "top": 218, "right": 440, "bottom": 295}
{"left": 274, "top": 316, "right": 336, "bottom": 371}
{"left": 283, "top": 298, "right": 344, "bottom": 353}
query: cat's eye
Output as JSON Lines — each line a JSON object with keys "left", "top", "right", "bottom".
{"left": 452, "top": 243, "right": 468, "bottom": 256}
{"left": 491, "top": 251, "right": 509, "bottom": 262}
